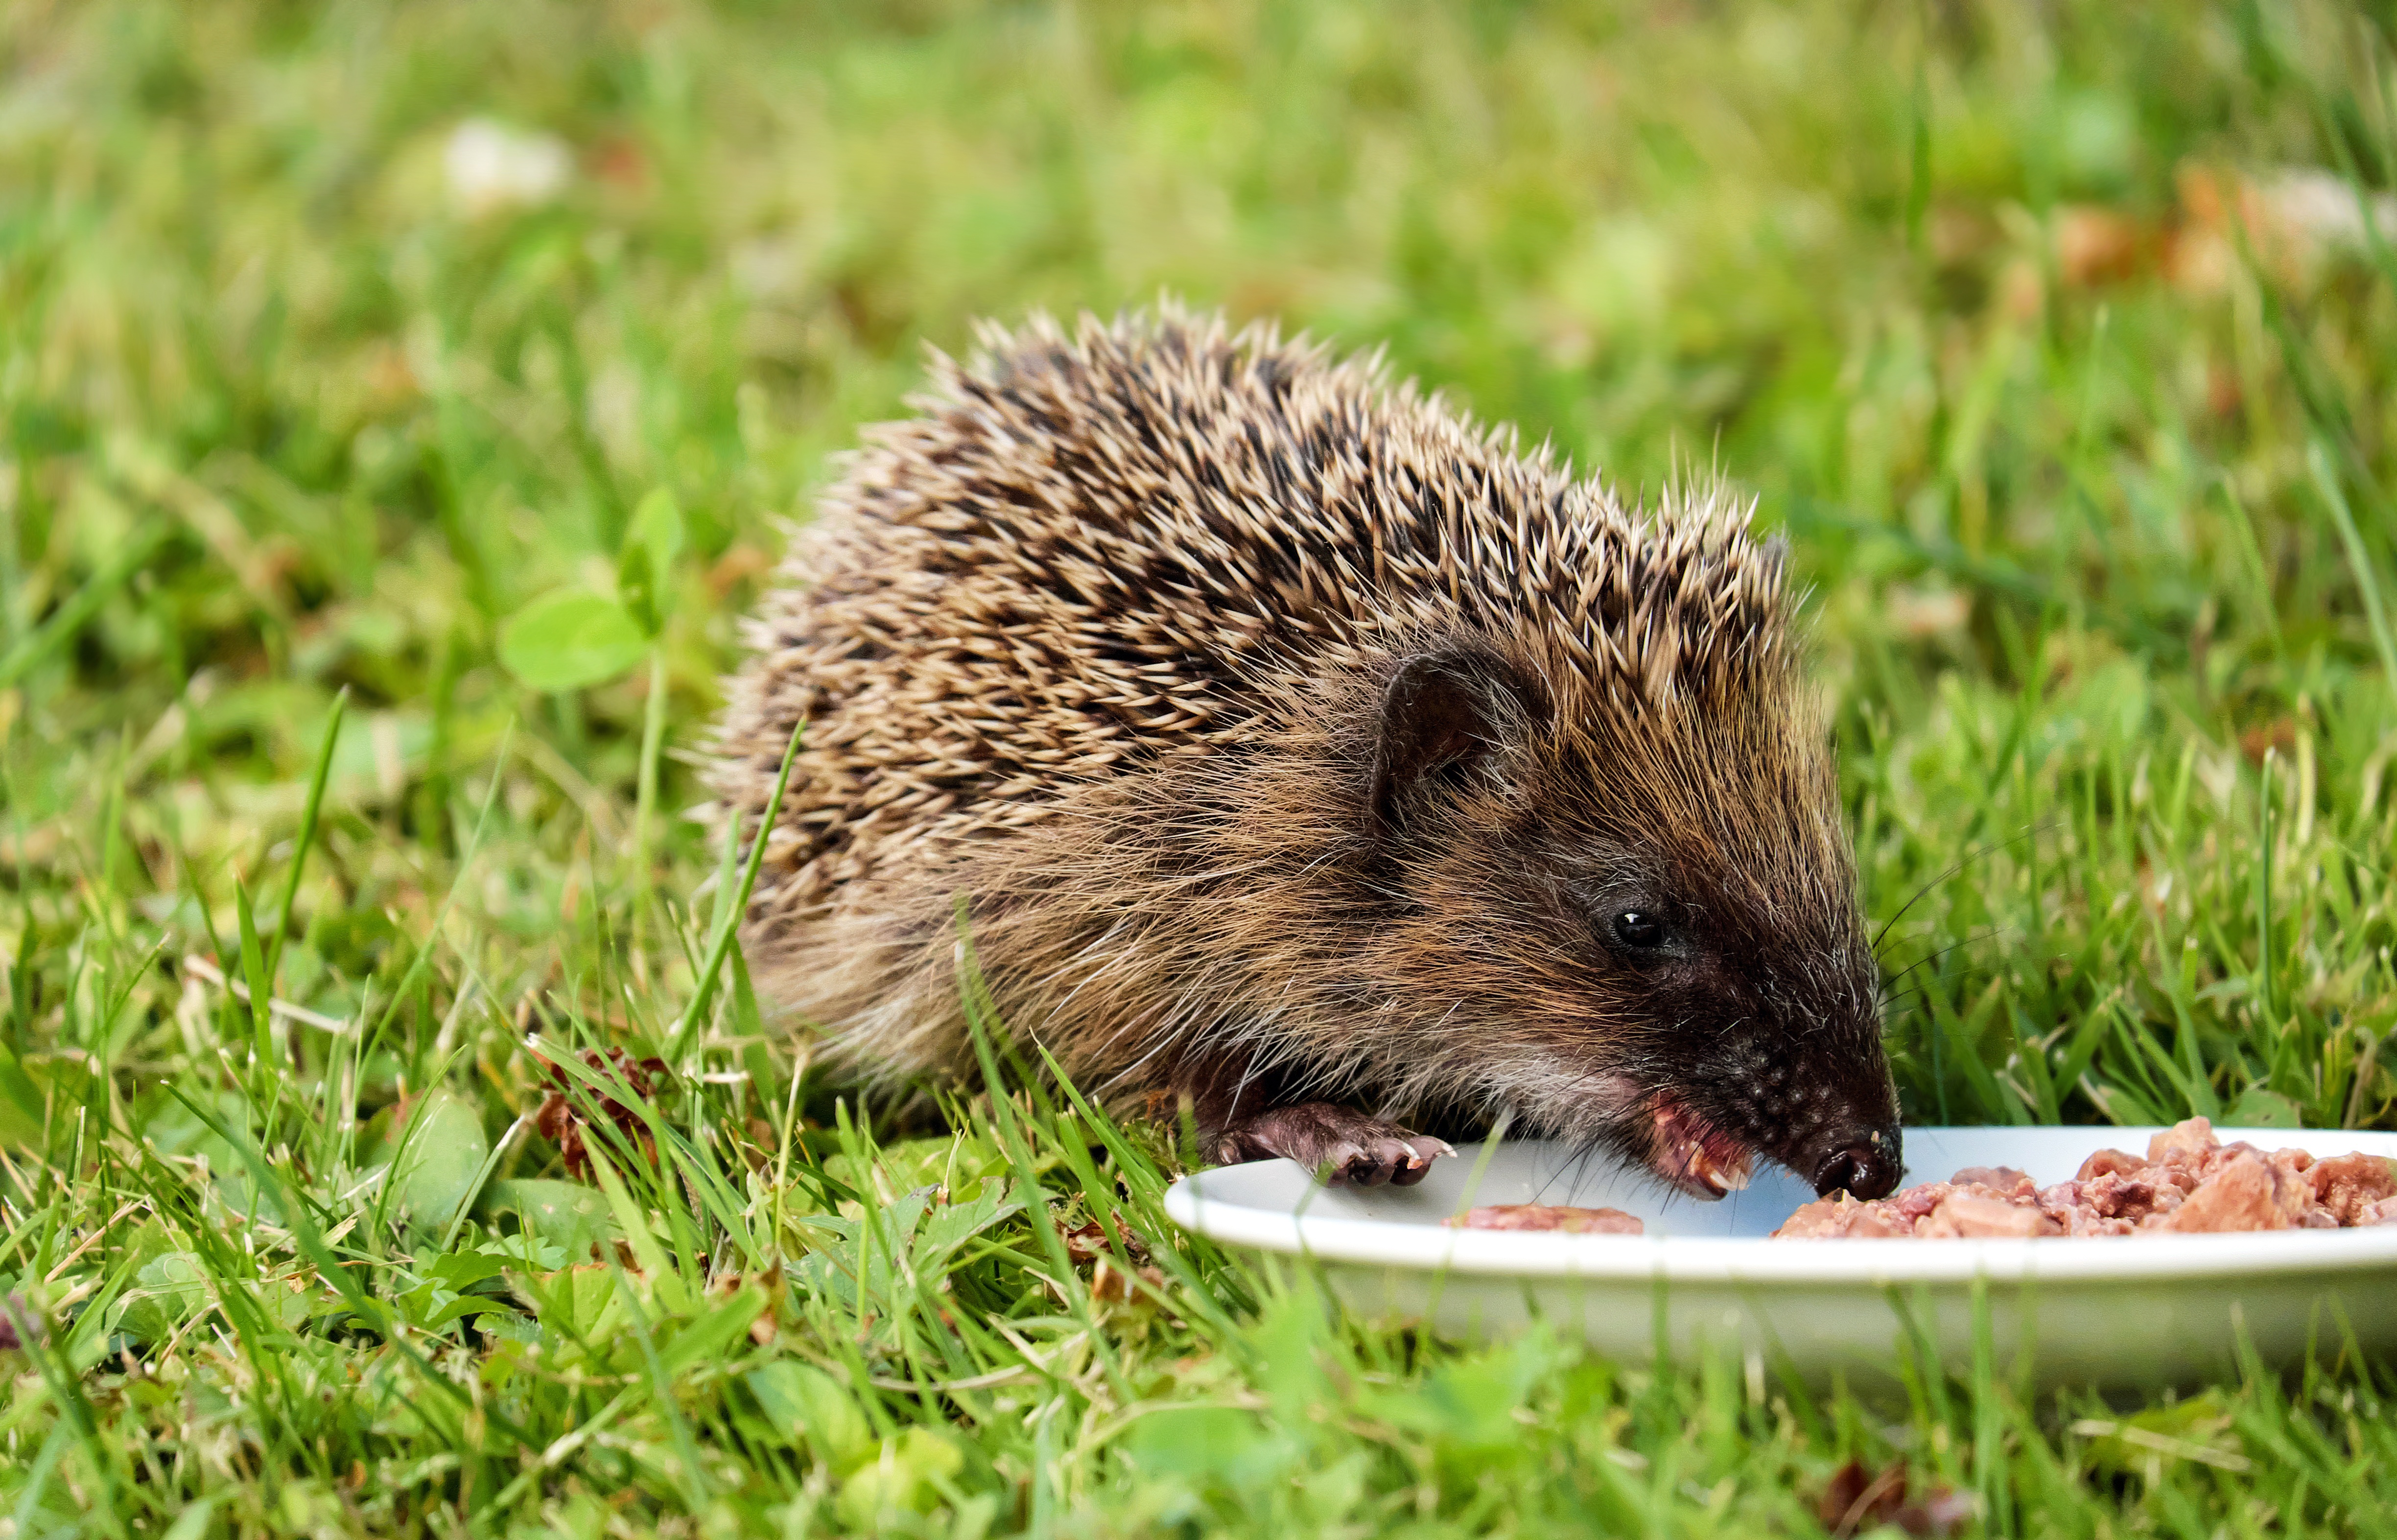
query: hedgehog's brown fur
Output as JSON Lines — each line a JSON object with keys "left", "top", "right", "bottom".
{"left": 712, "top": 306, "right": 1901, "bottom": 1199}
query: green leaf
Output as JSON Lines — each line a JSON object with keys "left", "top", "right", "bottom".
{"left": 616, "top": 487, "right": 686, "bottom": 637}
{"left": 497, "top": 591, "right": 647, "bottom": 691}
{"left": 373, "top": 1089, "right": 492, "bottom": 1233}
{"left": 2226, "top": 1086, "right": 2303, "bottom": 1129}
{"left": 422, "top": 1250, "right": 508, "bottom": 1291}
{"left": 160, "top": 1494, "right": 229, "bottom": 1540}
{"left": 113, "top": 1251, "right": 215, "bottom": 1344}
{"left": 658, "top": 1285, "right": 768, "bottom": 1377}
{"left": 916, "top": 1183, "right": 1025, "bottom": 1266}
{"left": 0, "top": 520, "right": 168, "bottom": 689}
{"left": 392, "top": 1248, "right": 514, "bottom": 1332}
{"left": 541, "top": 1265, "right": 619, "bottom": 1340}
{"left": 485, "top": 1178, "right": 618, "bottom": 1259}
{"left": 1123, "top": 1406, "right": 1266, "bottom": 1479}
{"left": 267, "top": 687, "right": 346, "bottom": 986}
{"left": 137, "top": 1083, "right": 251, "bottom": 1164}
{"left": 837, "top": 1428, "right": 963, "bottom": 1525}
{"left": 745, "top": 1361, "right": 873, "bottom": 1465}
{"left": 0, "top": 1047, "right": 48, "bottom": 1149}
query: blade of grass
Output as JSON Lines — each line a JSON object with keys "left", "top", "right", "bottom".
{"left": 634, "top": 644, "right": 669, "bottom": 894}
{"left": 0, "top": 523, "right": 169, "bottom": 691}
{"left": 668, "top": 722, "right": 803, "bottom": 1063}
{"left": 2308, "top": 441, "right": 2397, "bottom": 691}
{"left": 264, "top": 686, "right": 346, "bottom": 987}
{"left": 357, "top": 722, "right": 514, "bottom": 1068}
{"left": 540, "top": 1042, "right": 760, "bottom": 1269}
{"left": 234, "top": 877, "right": 274, "bottom": 1073}
{"left": 600, "top": 1254, "right": 715, "bottom": 1513}
{"left": 955, "top": 899, "right": 1133, "bottom": 1405}
{"left": 160, "top": 1083, "right": 538, "bottom": 1453}
{"left": 1, "top": 1296, "right": 128, "bottom": 1538}
{"left": 2255, "top": 750, "right": 2277, "bottom": 1035}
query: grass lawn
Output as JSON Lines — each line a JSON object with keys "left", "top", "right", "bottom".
{"left": 4, "top": 0, "right": 2397, "bottom": 1533}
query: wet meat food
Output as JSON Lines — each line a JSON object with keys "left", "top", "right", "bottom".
{"left": 1772, "top": 1119, "right": 2397, "bottom": 1239}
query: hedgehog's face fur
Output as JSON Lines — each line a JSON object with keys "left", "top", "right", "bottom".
{"left": 1358, "top": 633, "right": 1902, "bottom": 1201}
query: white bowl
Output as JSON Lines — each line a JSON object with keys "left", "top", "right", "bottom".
{"left": 1162, "top": 1126, "right": 2397, "bottom": 1387}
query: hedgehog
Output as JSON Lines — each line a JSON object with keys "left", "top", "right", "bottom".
{"left": 710, "top": 307, "right": 1903, "bottom": 1201}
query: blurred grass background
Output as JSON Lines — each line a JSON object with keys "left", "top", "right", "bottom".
{"left": 3, "top": 0, "right": 2397, "bottom": 1534}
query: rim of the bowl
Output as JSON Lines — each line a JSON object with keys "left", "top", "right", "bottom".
{"left": 1163, "top": 1128, "right": 2397, "bottom": 1285}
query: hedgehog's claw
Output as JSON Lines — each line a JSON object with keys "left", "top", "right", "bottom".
{"left": 1343, "top": 1133, "right": 1455, "bottom": 1188}
{"left": 1213, "top": 1102, "right": 1455, "bottom": 1188}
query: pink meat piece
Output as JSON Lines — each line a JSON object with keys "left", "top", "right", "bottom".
{"left": 2163, "top": 1152, "right": 2302, "bottom": 1233}
{"left": 1920, "top": 1193, "right": 2062, "bottom": 1238}
{"left": 1892, "top": 1183, "right": 1951, "bottom": 1222}
{"left": 2267, "top": 1158, "right": 2318, "bottom": 1225}
{"left": 2147, "top": 1117, "right": 2220, "bottom": 1166}
{"left": 1777, "top": 1126, "right": 2396, "bottom": 1240}
{"left": 2078, "top": 1168, "right": 2179, "bottom": 1224}
{"left": 2076, "top": 1147, "right": 2145, "bottom": 1182}
{"left": 1450, "top": 1204, "right": 1644, "bottom": 1236}
{"left": 2033, "top": 1180, "right": 2129, "bottom": 1234}
{"left": 2264, "top": 1148, "right": 2338, "bottom": 1227}
{"left": 2305, "top": 1152, "right": 2397, "bottom": 1225}
{"left": 1951, "top": 1166, "right": 2035, "bottom": 1197}
{"left": 2204, "top": 1141, "right": 2266, "bottom": 1179}
{"left": 1771, "top": 1194, "right": 1910, "bottom": 1239}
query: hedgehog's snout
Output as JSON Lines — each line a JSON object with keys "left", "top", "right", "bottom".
{"left": 1695, "top": 998, "right": 1902, "bottom": 1200}
{"left": 1810, "top": 1129, "right": 1903, "bottom": 1200}
{"left": 1765, "top": 1042, "right": 1904, "bottom": 1198}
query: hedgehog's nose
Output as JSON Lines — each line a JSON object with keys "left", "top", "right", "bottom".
{"left": 1812, "top": 1132, "right": 1901, "bottom": 1200}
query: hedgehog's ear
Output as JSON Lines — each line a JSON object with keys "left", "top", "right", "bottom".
{"left": 1368, "top": 644, "right": 1543, "bottom": 840}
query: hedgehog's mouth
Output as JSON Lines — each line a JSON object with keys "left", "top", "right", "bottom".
{"left": 1645, "top": 1092, "right": 1755, "bottom": 1200}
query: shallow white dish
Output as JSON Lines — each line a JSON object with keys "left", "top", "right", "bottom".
{"left": 1163, "top": 1126, "right": 2397, "bottom": 1387}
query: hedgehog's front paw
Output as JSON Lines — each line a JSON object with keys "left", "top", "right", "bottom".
{"left": 1212, "top": 1102, "right": 1454, "bottom": 1188}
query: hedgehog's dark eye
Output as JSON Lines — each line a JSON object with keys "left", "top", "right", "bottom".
{"left": 1612, "top": 910, "right": 1666, "bottom": 949}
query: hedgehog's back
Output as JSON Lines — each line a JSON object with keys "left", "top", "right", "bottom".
{"left": 713, "top": 308, "right": 1779, "bottom": 923}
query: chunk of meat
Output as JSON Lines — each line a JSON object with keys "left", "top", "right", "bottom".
{"left": 1773, "top": 1127, "right": 2397, "bottom": 1240}
{"left": 1921, "top": 1193, "right": 2063, "bottom": 1238}
{"left": 1890, "top": 1184, "right": 1949, "bottom": 1223}
{"left": 2305, "top": 1152, "right": 2397, "bottom": 1225}
{"left": 1449, "top": 1204, "right": 1643, "bottom": 1235}
{"left": 2035, "top": 1180, "right": 2135, "bottom": 1235}
{"left": 1773, "top": 1194, "right": 1911, "bottom": 1239}
{"left": 2163, "top": 1152, "right": 2292, "bottom": 1233}
{"left": 2147, "top": 1117, "right": 2221, "bottom": 1166}
{"left": 2075, "top": 1147, "right": 2145, "bottom": 1182}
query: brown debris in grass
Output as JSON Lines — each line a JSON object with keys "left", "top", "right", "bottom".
{"left": 533, "top": 1047, "right": 671, "bottom": 1179}
{"left": 1817, "top": 1459, "right": 1974, "bottom": 1538}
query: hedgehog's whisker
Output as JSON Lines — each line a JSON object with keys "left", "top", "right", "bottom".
{"left": 1870, "top": 820, "right": 2061, "bottom": 957}
{"left": 1879, "top": 927, "right": 2007, "bottom": 998}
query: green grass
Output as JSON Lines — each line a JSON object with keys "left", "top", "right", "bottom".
{"left": 3, "top": 0, "right": 2397, "bottom": 1533}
